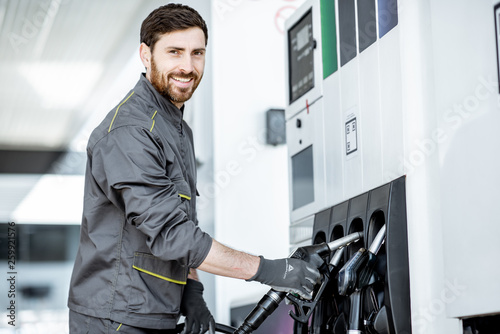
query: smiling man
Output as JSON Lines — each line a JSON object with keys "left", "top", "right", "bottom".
{"left": 68, "top": 4, "right": 320, "bottom": 334}
{"left": 144, "top": 27, "right": 205, "bottom": 108}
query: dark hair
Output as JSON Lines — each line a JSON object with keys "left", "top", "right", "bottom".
{"left": 140, "top": 3, "right": 208, "bottom": 52}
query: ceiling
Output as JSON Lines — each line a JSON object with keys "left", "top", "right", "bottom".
{"left": 0, "top": 0, "right": 174, "bottom": 151}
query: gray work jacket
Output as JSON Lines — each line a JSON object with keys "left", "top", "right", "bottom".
{"left": 68, "top": 74, "right": 212, "bottom": 329}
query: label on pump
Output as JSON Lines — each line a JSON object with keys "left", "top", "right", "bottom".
{"left": 345, "top": 115, "right": 358, "bottom": 156}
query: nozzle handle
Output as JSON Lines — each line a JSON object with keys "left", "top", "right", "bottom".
{"left": 326, "top": 232, "right": 363, "bottom": 252}
{"left": 368, "top": 225, "right": 386, "bottom": 255}
{"left": 330, "top": 246, "right": 345, "bottom": 267}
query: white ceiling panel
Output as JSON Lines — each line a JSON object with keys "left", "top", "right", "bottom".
{"left": 0, "top": 0, "right": 170, "bottom": 150}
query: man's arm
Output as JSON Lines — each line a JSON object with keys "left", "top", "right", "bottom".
{"left": 196, "top": 239, "right": 322, "bottom": 300}
{"left": 197, "top": 239, "right": 260, "bottom": 280}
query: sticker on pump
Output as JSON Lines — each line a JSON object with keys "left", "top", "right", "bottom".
{"left": 345, "top": 116, "right": 358, "bottom": 156}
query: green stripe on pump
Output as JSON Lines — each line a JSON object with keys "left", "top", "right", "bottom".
{"left": 320, "top": 0, "right": 338, "bottom": 78}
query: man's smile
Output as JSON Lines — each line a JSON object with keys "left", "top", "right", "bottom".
{"left": 171, "top": 75, "right": 194, "bottom": 88}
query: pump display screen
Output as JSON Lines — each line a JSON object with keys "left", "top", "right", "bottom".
{"left": 288, "top": 9, "right": 314, "bottom": 104}
{"left": 292, "top": 145, "right": 314, "bottom": 209}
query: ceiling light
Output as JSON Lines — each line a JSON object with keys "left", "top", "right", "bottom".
{"left": 20, "top": 62, "right": 103, "bottom": 110}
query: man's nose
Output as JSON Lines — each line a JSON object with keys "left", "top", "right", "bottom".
{"left": 179, "top": 55, "right": 194, "bottom": 73}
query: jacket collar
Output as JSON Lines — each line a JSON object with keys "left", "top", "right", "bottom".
{"left": 136, "top": 73, "right": 184, "bottom": 128}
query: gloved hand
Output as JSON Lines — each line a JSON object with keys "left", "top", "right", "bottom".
{"left": 292, "top": 244, "right": 331, "bottom": 263}
{"left": 180, "top": 279, "right": 215, "bottom": 334}
{"left": 247, "top": 256, "right": 322, "bottom": 300}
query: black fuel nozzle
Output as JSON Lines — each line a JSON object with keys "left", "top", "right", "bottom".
{"left": 340, "top": 225, "right": 387, "bottom": 333}
{"left": 337, "top": 248, "right": 369, "bottom": 296}
{"left": 358, "top": 225, "right": 386, "bottom": 288}
{"left": 233, "top": 289, "right": 287, "bottom": 334}
{"left": 287, "top": 247, "right": 346, "bottom": 324}
{"left": 292, "top": 231, "right": 364, "bottom": 261}
{"left": 337, "top": 225, "right": 386, "bottom": 296}
{"left": 234, "top": 232, "right": 363, "bottom": 334}
{"left": 290, "top": 231, "right": 364, "bottom": 272}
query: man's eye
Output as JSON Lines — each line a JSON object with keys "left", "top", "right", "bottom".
{"left": 169, "top": 50, "right": 179, "bottom": 55}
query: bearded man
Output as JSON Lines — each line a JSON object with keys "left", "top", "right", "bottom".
{"left": 68, "top": 4, "right": 320, "bottom": 334}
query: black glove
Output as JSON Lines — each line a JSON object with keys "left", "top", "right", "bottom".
{"left": 247, "top": 256, "right": 322, "bottom": 299}
{"left": 292, "top": 244, "right": 331, "bottom": 263}
{"left": 180, "top": 279, "right": 215, "bottom": 334}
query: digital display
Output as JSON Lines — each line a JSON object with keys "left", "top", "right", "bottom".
{"left": 292, "top": 145, "right": 314, "bottom": 209}
{"left": 288, "top": 9, "right": 314, "bottom": 104}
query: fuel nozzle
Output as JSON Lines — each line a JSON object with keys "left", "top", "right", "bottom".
{"left": 234, "top": 232, "right": 363, "bottom": 334}
{"left": 337, "top": 247, "right": 369, "bottom": 296}
{"left": 287, "top": 247, "right": 346, "bottom": 324}
{"left": 337, "top": 226, "right": 387, "bottom": 333}
{"left": 291, "top": 232, "right": 364, "bottom": 262}
{"left": 358, "top": 225, "right": 386, "bottom": 287}
{"left": 233, "top": 290, "right": 286, "bottom": 334}
{"left": 337, "top": 225, "right": 386, "bottom": 296}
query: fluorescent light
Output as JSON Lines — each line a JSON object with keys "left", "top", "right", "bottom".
{"left": 20, "top": 62, "right": 103, "bottom": 109}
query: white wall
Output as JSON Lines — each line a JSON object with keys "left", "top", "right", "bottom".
{"left": 431, "top": 0, "right": 500, "bottom": 320}
{"left": 210, "top": 0, "right": 306, "bottom": 324}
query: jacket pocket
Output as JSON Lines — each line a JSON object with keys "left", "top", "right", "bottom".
{"left": 128, "top": 252, "right": 188, "bottom": 315}
{"left": 172, "top": 178, "right": 191, "bottom": 214}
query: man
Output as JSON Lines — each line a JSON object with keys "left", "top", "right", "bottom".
{"left": 68, "top": 4, "right": 321, "bottom": 334}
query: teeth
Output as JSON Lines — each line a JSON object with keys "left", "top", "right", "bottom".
{"left": 173, "top": 77, "right": 191, "bottom": 83}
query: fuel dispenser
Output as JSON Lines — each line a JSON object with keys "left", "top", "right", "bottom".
{"left": 285, "top": 0, "right": 500, "bottom": 333}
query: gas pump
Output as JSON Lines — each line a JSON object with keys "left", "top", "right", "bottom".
{"left": 284, "top": 0, "right": 500, "bottom": 333}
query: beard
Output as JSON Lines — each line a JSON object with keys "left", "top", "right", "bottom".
{"left": 150, "top": 56, "right": 202, "bottom": 106}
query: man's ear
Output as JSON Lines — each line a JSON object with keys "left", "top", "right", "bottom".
{"left": 139, "top": 43, "right": 151, "bottom": 70}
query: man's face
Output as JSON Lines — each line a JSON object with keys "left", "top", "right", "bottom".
{"left": 144, "top": 27, "right": 206, "bottom": 108}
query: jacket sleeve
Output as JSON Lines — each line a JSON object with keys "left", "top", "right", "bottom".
{"left": 90, "top": 125, "right": 212, "bottom": 268}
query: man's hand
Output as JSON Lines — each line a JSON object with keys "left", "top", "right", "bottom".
{"left": 247, "top": 256, "right": 322, "bottom": 299}
{"left": 180, "top": 279, "right": 215, "bottom": 334}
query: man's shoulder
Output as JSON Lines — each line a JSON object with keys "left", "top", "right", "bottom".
{"left": 109, "top": 89, "right": 157, "bottom": 128}
{"left": 88, "top": 89, "right": 158, "bottom": 149}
